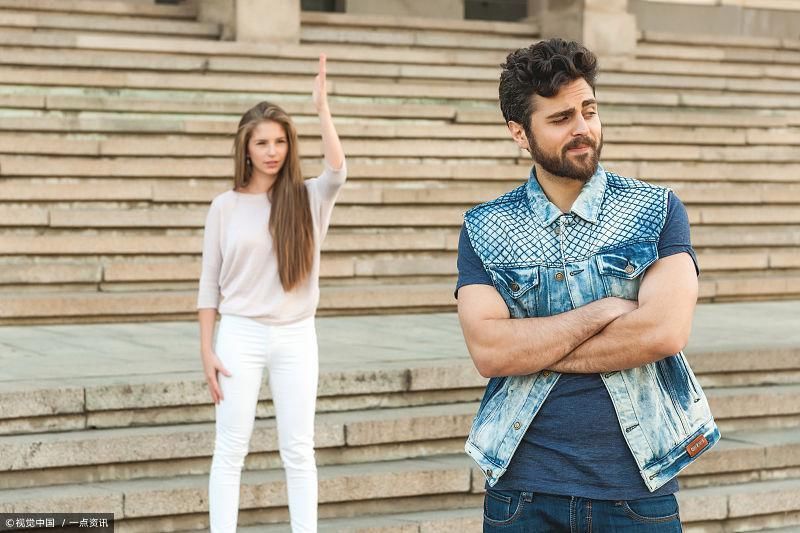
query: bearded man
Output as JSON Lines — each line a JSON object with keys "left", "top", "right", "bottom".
{"left": 455, "top": 38, "right": 718, "bottom": 532}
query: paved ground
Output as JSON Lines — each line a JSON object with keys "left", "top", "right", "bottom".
{"left": 0, "top": 300, "right": 799, "bottom": 388}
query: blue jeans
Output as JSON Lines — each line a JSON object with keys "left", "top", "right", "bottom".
{"left": 483, "top": 490, "right": 682, "bottom": 532}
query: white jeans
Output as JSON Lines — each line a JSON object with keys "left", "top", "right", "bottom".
{"left": 209, "top": 314, "right": 319, "bottom": 533}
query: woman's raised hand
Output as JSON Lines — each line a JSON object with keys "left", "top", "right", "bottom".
{"left": 312, "top": 53, "right": 328, "bottom": 113}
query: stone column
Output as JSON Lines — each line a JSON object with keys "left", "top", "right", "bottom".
{"left": 236, "top": 0, "right": 300, "bottom": 43}
{"left": 195, "top": 0, "right": 301, "bottom": 43}
{"left": 537, "top": 0, "right": 637, "bottom": 57}
{"left": 195, "top": 0, "right": 235, "bottom": 40}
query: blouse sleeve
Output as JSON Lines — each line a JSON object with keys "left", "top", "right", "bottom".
{"left": 197, "top": 198, "right": 222, "bottom": 309}
{"left": 309, "top": 159, "right": 347, "bottom": 238}
{"left": 317, "top": 159, "right": 347, "bottom": 200}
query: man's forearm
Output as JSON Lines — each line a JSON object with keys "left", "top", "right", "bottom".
{"left": 548, "top": 306, "right": 681, "bottom": 373}
{"left": 472, "top": 297, "right": 633, "bottom": 376}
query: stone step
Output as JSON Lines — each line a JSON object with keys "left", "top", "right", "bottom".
{"left": 0, "top": 26, "right": 509, "bottom": 68}
{"left": 299, "top": 25, "right": 533, "bottom": 53}
{"left": 0, "top": 403, "right": 478, "bottom": 486}
{"left": 0, "top": 8, "right": 220, "bottom": 40}
{"left": 0, "top": 0, "right": 197, "bottom": 19}
{"left": 0, "top": 453, "right": 799, "bottom": 531}
{"left": 0, "top": 228, "right": 458, "bottom": 255}
{"left": 251, "top": 508, "right": 481, "bottom": 533}
{"left": 2, "top": 228, "right": 795, "bottom": 263}
{"left": 9, "top": 43, "right": 800, "bottom": 90}
{"left": 641, "top": 31, "right": 800, "bottom": 52}
{"left": 3, "top": 244, "right": 800, "bottom": 288}
{"left": 0, "top": 156, "right": 795, "bottom": 185}
{"left": 5, "top": 66, "right": 800, "bottom": 109}
{"left": 6, "top": 134, "right": 800, "bottom": 162}
{"left": 709, "top": 384, "right": 800, "bottom": 432}
{"left": 4, "top": 245, "right": 799, "bottom": 287}
{"left": 0, "top": 455, "right": 477, "bottom": 526}
{"left": 4, "top": 203, "right": 800, "bottom": 230}
{"left": 0, "top": 283, "right": 458, "bottom": 323}
{"left": 299, "top": 11, "right": 536, "bottom": 36}
{"left": 3, "top": 268, "right": 800, "bottom": 323}
{"left": 600, "top": 71, "right": 800, "bottom": 94}
{"left": 637, "top": 42, "right": 800, "bottom": 66}
{"left": 1, "top": 84, "right": 798, "bottom": 129}
{"left": 2, "top": 154, "right": 799, "bottom": 186}
{"left": 606, "top": 56, "right": 800, "bottom": 81}
{"left": 1, "top": 396, "right": 799, "bottom": 486}
{"left": 0, "top": 304, "right": 797, "bottom": 414}
{"left": 455, "top": 107, "right": 800, "bottom": 128}
{"left": 4, "top": 111, "right": 800, "bottom": 147}
{"left": 3, "top": 178, "right": 800, "bottom": 207}
{"left": 2, "top": 26, "right": 798, "bottom": 85}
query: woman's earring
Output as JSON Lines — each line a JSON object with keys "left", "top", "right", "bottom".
{"left": 246, "top": 157, "right": 252, "bottom": 167}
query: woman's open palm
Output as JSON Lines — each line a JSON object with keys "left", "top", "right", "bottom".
{"left": 312, "top": 53, "right": 328, "bottom": 112}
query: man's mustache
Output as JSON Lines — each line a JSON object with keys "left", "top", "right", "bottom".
{"left": 563, "top": 136, "right": 597, "bottom": 153}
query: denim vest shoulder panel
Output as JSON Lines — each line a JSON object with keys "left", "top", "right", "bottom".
{"left": 463, "top": 167, "right": 719, "bottom": 492}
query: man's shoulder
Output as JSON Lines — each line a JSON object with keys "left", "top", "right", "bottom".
{"left": 604, "top": 169, "right": 668, "bottom": 194}
{"left": 465, "top": 183, "right": 527, "bottom": 220}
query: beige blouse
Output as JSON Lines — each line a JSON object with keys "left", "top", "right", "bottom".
{"left": 197, "top": 161, "right": 346, "bottom": 324}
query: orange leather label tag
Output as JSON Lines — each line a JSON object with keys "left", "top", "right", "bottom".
{"left": 686, "top": 435, "right": 709, "bottom": 457}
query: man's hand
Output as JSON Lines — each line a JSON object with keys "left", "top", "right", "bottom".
{"left": 549, "top": 252, "right": 698, "bottom": 373}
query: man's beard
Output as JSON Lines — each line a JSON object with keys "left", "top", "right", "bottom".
{"left": 530, "top": 132, "right": 603, "bottom": 183}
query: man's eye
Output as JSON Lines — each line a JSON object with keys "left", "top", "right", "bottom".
{"left": 552, "top": 117, "right": 568, "bottom": 124}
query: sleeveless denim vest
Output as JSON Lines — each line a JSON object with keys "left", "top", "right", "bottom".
{"left": 463, "top": 165, "right": 719, "bottom": 492}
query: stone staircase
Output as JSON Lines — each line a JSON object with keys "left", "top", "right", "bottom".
{"left": 1, "top": 302, "right": 800, "bottom": 531}
{"left": 0, "top": 2, "right": 798, "bottom": 323}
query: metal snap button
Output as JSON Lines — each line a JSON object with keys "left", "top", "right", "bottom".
{"left": 486, "top": 468, "right": 493, "bottom": 477}
{"left": 510, "top": 282, "right": 520, "bottom": 291}
{"left": 554, "top": 226, "right": 561, "bottom": 235}
{"left": 542, "top": 370, "right": 551, "bottom": 377}
{"left": 513, "top": 421, "right": 521, "bottom": 430}
{"left": 555, "top": 272, "right": 565, "bottom": 281}
{"left": 624, "top": 264, "right": 635, "bottom": 274}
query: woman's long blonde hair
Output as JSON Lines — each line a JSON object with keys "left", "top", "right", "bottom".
{"left": 233, "top": 101, "right": 313, "bottom": 292}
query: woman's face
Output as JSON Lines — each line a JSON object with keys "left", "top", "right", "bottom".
{"left": 247, "top": 120, "right": 289, "bottom": 179}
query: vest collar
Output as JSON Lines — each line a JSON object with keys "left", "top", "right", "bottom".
{"left": 525, "top": 164, "right": 607, "bottom": 227}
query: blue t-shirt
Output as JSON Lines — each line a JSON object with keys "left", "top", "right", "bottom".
{"left": 456, "top": 191, "right": 697, "bottom": 500}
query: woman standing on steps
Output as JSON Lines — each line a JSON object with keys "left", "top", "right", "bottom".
{"left": 197, "top": 54, "right": 345, "bottom": 533}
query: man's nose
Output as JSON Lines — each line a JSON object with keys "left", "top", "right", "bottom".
{"left": 573, "top": 114, "right": 589, "bottom": 136}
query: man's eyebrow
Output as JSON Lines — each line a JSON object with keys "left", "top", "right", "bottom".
{"left": 545, "top": 99, "right": 598, "bottom": 120}
{"left": 545, "top": 108, "right": 575, "bottom": 120}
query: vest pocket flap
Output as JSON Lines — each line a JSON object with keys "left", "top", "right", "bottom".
{"left": 488, "top": 266, "right": 539, "bottom": 297}
{"left": 597, "top": 242, "right": 658, "bottom": 279}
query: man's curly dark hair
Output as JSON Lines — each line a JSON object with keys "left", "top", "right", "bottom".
{"left": 499, "top": 38, "right": 598, "bottom": 137}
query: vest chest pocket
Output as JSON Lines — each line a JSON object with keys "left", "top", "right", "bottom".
{"left": 596, "top": 242, "right": 658, "bottom": 300}
{"left": 487, "top": 266, "right": 540, "bottom": 318}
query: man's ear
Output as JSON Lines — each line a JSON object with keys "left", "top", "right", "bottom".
{"left": 507, "top": 121, "right": 530, "bottom": 151}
